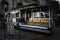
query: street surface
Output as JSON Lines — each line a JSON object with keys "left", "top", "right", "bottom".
{"left": 20, "top": 27, "right": 60, "bottom": 40}
{"left": 0, "top": 27, "right": 60, "bottom": 40}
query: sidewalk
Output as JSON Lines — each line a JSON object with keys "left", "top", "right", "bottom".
{"left": 0, "top": 28, "right": 20, "bottom": 40}
{"left": 5, "top": 28, "right": 20, "bottom": 40}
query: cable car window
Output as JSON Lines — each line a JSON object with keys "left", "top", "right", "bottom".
{"left": 34, "top": 12, "right": 40, "bottom": 18}
{"left": 45, "top": 12, "right": 49, "bottom": 18}
{"left": 40, "top": 12, "right": 45, "bottom": 18}
{"left": 41, "top": 13, "right": 44, "bottom": 18}
{"left": 16, "top": 12, "right": 19, "bottom": 17}
{"left": 7, "top": 13, "right": 10, "bottom": 17}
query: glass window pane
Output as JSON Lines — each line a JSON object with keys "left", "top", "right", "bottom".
{"left": 45, "top": 12, "right": 49, "bottom": 18}
{"left": 40, "top": 12, "right": 45, "bottom": 18}
{"left": 34, "top": 12, "right": 40, "bottom": 18}
{"left": 16, "top": 12, "right": 19, "bottom": 17}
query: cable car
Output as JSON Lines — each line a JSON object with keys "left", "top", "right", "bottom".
{"left": 19, "top": 5, "right": 54, "bottom": 33}
{"left": 5, "top": 5, "right": 54, "bottom": 33}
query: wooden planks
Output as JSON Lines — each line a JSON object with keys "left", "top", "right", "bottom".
{"left": 28, "top": 18, "right": 49, "bottom": 27}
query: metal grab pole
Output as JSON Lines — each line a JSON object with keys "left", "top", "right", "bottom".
{"left": 25, "top": 10, "right": 27, "bottom": 21}
{"left": 49, "top": 6, "right": 51, "bottom": 28}
{"left": 12, "top": 0, "right": 14, "bottom": 8}
{"left": 32, "top": 9, "right": 34, "bottom": 22}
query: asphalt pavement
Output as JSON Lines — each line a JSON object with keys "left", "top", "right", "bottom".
{"left": 0, "top": 27, "right": 60, "bottom": 40}
{"left": 20, "top": 27, "right": 60, "bottom": 40}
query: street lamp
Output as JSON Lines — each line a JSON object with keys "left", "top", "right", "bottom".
{"left": 1, "top": 0, "right": 8, "bottom": 12}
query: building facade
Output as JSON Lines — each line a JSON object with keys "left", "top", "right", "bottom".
{"left": 0, "top": 0, "right": 57, "bottom": 10}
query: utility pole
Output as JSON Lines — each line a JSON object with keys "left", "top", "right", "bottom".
{"left": 12, "top": 0, "right": 14, "bottom": 8}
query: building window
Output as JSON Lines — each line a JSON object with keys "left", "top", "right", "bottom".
{"left": 40, "top": 0, "right": 46, "bottom": 5}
